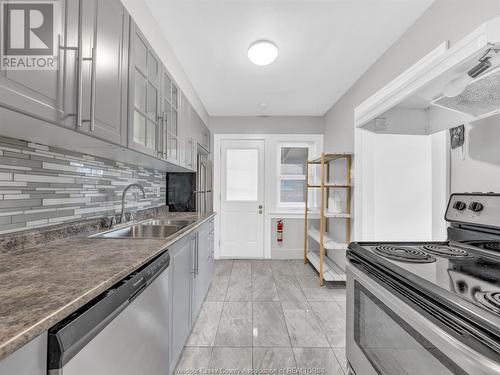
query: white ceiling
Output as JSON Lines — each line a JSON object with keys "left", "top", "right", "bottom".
{"left": 145, "top": 0, "right": 435, "bottom": 116}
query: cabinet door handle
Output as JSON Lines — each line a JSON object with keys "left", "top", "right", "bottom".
{"left": 156, "top": 112, "right": 164, "bottom": 157}
{"left": 197, "top": 235, "right": 200, "bottom": 275}
{"left": 196, "top": 247, "right": 199, "bottom": 276}
{"left": 76, "top": 0, "right": 84, "bottom": 128}
{"left": 89, "top": 47, "right": 96, "bottom": 132}
{"left": 75, "top": 0, "right": 96, "bottom": 131}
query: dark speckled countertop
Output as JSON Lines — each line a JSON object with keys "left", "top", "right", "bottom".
{"left": 0, "top": 211, "right": 215, "bottom": 361}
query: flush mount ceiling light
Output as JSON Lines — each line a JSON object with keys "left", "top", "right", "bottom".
{"left": 248, "top": 40, "right": 278, "bottom": 66}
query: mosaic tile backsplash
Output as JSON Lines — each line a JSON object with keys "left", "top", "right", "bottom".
{"left": 0, "top": 136, "right": 166, "bottom": 234}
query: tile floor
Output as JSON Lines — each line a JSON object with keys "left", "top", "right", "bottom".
{"left": 176, "top": 259, "right": 347, "bottom": 374}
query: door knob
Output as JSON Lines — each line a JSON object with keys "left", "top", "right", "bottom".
{"left": 259, "top": 210, "right": 263, "bottom": 214}
{"left": 258, "top": 205, "right": 263, "bottom": 209}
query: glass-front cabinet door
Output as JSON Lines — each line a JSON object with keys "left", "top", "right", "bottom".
{"left": 169, "top": 91, "right": 179, "bottom": 163}
{"left": 160, "top": 71, "right": 171, "bottom": 160}
{"left": 160, "top": 69, "right": 179, "bottom": 164}
{"left": 130, "top": 25, "right": 160, "bottom": 156}
{"left": 178, "top": 92, "right": 195, "bottom": 171}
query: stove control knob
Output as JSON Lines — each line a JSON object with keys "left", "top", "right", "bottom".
{"left": 453, "top": 201, "right": 467, "bottom": 211}
{"left": 469, "top": 202, "right": 484, "bottom": 213}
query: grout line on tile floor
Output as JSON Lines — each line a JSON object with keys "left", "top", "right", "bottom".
{"left": 211, "top": 261, "right": 233, "bottom": 351}
{"left": 272, "top": 261, "right": 298, "bottom": 369}
{"left": 250, "top": 261, "right": 254, "bottom": 367}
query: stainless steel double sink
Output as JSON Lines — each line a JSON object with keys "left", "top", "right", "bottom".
{"left": 90, "top": 219, "right": 196, "bottom": 239}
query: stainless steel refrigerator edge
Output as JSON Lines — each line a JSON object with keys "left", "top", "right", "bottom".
{"left": 195, "top": 154, "right": 213, "bottom": 214}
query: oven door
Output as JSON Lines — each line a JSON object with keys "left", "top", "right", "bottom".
{"left": 346, "top": 258, "right": 500, "bottom": 375}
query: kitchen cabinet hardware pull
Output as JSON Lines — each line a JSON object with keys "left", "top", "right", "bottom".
{"left": 70, "top": 0, "right": 96, "bottom": 130}
{"left": 156, "top": 115, "right": 161, "bottom": 156}
{"left": 89, "top": 47, "right": 96, "bottom": 132}
{"left": 76, "top": 0, "right": 84, "bottom": 127}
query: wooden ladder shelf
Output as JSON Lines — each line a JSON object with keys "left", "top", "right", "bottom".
{"left": 303, "top": 152, "right": 353, "bottom": 286}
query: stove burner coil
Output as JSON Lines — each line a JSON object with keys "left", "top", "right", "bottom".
{"left": 373, "top": 245, "right": 436, "bottom": 263}
{"left": 422, "top": 245, "right": 472, "bottom": 258}
{"left": 474, "top": 291, "right": 500, "bottom": 315}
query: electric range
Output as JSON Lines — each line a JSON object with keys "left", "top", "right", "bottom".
{"left": 346, "top": 193, "right": 500, "bottom": 375}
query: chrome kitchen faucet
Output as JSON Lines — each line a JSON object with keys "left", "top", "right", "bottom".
{"left": 120, "top": 183, "right": 146, "bottom": 224}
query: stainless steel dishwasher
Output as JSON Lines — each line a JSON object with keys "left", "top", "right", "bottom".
{"left": 47, "top": 251, "right": 170, "bottom": 375}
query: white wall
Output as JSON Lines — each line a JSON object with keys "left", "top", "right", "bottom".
{"left": 121, "top": 0, "right": 209, "bottom": 124}
{"left": 324, "top": 0, "right": 500, "bottom": 152}
{"left": 431, "top": 131, "right": 450, "bottom": 240}
{"left": 270, "top": 218, "right": 320, "bottom": 260}
{"left": 209, "top": 116, "right": 325, "bottom": 134}
{"left": 324, "top": 0, "right": 500, "bottom": 242}
{"left": 353, "top": 129, "right": 441, "bottom": 242}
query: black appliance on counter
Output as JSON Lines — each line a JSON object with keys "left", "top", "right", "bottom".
{"left": 346, "top": 193, "right": 500, "bottom": 375}
{"left": 166, "top": 172, "right": 196, "bottom": 212}
{"left": 167, "top": 154, "right": 212, "bottom": 213}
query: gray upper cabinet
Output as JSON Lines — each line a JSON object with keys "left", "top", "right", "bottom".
{"left": 159, "top": 68, "right": 180, "bottom": 164}
{"left": 0, "top": 0, "right": 129, "bottom": 145}
{"left": 179, "top": 93, "right": 195, "bottom": 171}
{"left": 128, "top": 22, "right": 161, "bottom": 157}
{"left": 168, "top": 82, "right": 180, "bottom": 163}
{"left": 0, "top": 2, "right": 66, "bottom": 126}
{"left": 75, "top": 0, "right": 129, "bottom": 145}
{"left": 0, "top": 0, "right": 202, "bottom": 171}
{"left": 200, "top": 123, "right": 210, "bottom": 153}
{"left": 192, "top": 108, "right": 210, "bottom": 153}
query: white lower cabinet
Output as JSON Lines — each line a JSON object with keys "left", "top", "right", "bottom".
{"left": 169, "top": 220, "right": 214, "bottom": 374}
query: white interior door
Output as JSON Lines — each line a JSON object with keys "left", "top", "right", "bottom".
{"left": 220, "top": 139, "right": 265, "bottom": 258}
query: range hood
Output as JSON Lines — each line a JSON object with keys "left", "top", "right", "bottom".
{"left": 355, "top": 16, "right": 500, "bottom": 135}
{"left": 433, "top": 64, "right": 500, "bottom": 119}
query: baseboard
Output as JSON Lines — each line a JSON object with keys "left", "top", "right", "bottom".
{"left": 271, "top": 248, "right": 306, "bottom": 260}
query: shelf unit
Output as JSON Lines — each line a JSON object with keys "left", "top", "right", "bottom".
{"left": 304, "top": 152, "right": 352, "bottom": 286}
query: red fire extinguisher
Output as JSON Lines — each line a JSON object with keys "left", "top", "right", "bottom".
{"left": 277, "top": 220, "right": 283, "bottom": 243}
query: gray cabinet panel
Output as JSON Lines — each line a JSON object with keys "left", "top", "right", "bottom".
{"left": 77, "top": 0, "right": 129, "bottom": 145}
{"left": 0, "top": 3, "right": 66, "bottom": 127}
{"left": 0, "top": 333, "right": 47, "bottom": 375}
{"left": 168, "top": 223, "right": 214, "bottom": 373}
{"left": 169, "top": 236, "right": 194, "bottom": 373}
{"left": 179, "top": 92, "right": 195, "bottom": 171}
{"left": 192, "top": 220, "right": 214, "bottom": 322}
{"left": 192, "top": 107, "right": 210, "bottom": 153}
{"left": 192, "top": 232, "right": 204, "bottom": 321}
{"left": 159, "top": 67, "right": 180, "bottom": 164}
{"left": 128, "top": 22, "right": 161, "bottom": 157}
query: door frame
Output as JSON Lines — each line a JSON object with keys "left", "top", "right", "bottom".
{"left": 214, "top": 135, "right": 267, "bottom": 259}
{"left": 214, "top": 133, "right": 324, "bottom": 260}
{"left": 215, "top": 136, "right": 266, "bottom": 259}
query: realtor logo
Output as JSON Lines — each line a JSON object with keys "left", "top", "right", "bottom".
{"left": 1, "top": 1, "right": 59, "bottom": 70}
